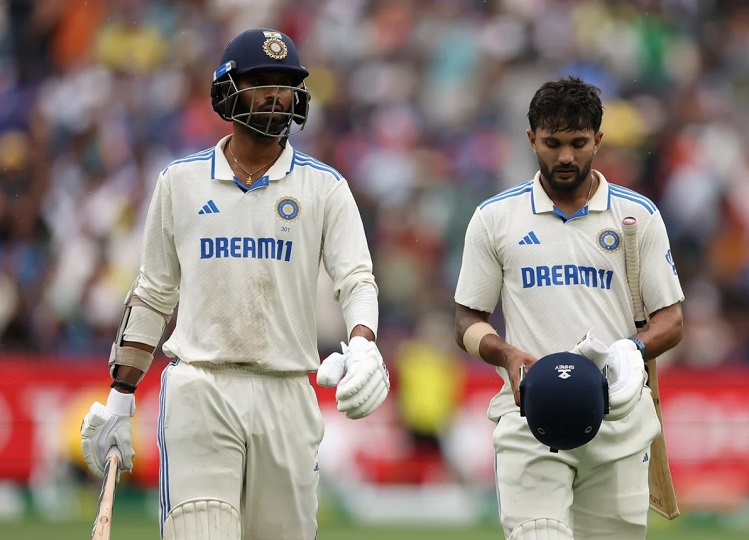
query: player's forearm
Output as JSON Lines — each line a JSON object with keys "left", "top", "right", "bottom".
{"left": 633, "top": 302, "right": 683, "bottom": 360}
{"left": 455, "top": 303, "right": 513, "bottom": 369}
{"left": 473, "top": 333, "right": 515, "bottom": 369}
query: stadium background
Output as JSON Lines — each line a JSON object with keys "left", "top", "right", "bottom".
{"left": 1, "top": 0, "right": 748, "bottom": 538}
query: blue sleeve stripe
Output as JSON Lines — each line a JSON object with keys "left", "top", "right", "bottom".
{"left": 609, "top": 185, "right": 656, "bottom": 214}
{"left": 294, "top": 152, "right": 343, "bottom": 180}
{"left": 161, "top": 148, "right": 214, "bottom": 174}
{"left": 480, "top": 180, "right": 533, "bottom": 209}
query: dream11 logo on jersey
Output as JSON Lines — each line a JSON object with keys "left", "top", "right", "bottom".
{"left": 521, "top": 264, "right": 615, "bottom": 289}
{"left": 199, "top": 236, "right": 293, "bottom": 261}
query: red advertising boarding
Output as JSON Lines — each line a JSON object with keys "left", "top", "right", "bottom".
{"left": 657, "top": 367, "right": 749, "bottom": 511}
{"left": 0, "top": 355, "right": 748, "bottom": 512}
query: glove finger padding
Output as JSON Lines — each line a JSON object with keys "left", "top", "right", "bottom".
{"left": 337, "top": 339, "right": 389, "bottom": 398}
{"left": 81, "top": 402, "right": 108, "bottom": 476}
{"left": 344, "top": 383, "right": 389, "bottom": 420}
{"left": 320, "top": 337, "right": 390, "bottom": 419}
{"left": 81, "top": 398, "right": 135, "bottom": 479}
{"left": 572, "top": 332, "right": 647, "bottom": 421}
{"left": 337, "top": 356, "right": 377, "bottom": 399}
{"left": 337, "top": 369, "right": 387, "bottom": 411}
{"left": 81, "top": 414, "right": 134, "bottom": 478}
{"left": 317, "top": 350, "right": 347, "bottom": 388}
{"left": 571, "top": 329, "right": 610, "bottom": 371}
{"left": 606, "top": 340, "right": 647, "bottom": 421}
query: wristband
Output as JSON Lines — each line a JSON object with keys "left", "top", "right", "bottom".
{"left": 111, "top": 379, "right": 138, "bottom": 393}
{"left": 628, "top": 337, "right": 646, "bottom": 360}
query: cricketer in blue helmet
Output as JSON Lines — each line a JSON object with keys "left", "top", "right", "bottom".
{"left": 454, "top": 75, "right": 684, "bottom": 539}
{"left": 80, "top": 28, "right": 388, "bottom": 540}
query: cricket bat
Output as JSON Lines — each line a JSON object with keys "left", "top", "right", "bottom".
{"left": 91, "top": 453, "right": 119, "bottom": 540}
{"left": 622, "top": 216, "right": 680, "bottom": 520}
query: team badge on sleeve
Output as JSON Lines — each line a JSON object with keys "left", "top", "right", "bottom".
{"left": 597, "top": 229, "right": 621, "bottom": 253}
{"left": 276, "top": 197, "right": 301, "bottom": 221}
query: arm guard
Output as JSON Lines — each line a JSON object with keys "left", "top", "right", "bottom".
{"left": 108, "top": 288, "right": 171, "bottom": 381}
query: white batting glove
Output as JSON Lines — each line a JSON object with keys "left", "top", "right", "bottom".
{"left": 571, "top": 329, "right": 610, "bottom": 370}
{"left": 81, "top": 388, "right": 136, "bottom": 479}
{"left": 317, "top": 336, "right": 390, "bottom": 419}
{"left": 572, "top": 331, "right": 647, "bottom": 420}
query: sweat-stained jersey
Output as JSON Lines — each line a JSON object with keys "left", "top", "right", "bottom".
{"left": 124, "top": 135, "right": 378, "bottom": 372}
{"left": 454, "top": 170, "right": 684, "bottom": 421}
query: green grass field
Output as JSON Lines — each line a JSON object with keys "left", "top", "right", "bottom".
{"left": 4, "top": 515, "right": 748, "bottom": 540}
{"left": 4, "top": 484, "right": 747, "bottom": 539}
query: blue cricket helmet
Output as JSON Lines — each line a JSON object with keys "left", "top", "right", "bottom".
{"left": 215, "top": 28, "right": 309, "bottom": 82}
{"left": 211, "top": 28, "right": 310, "bottom": 137}
{"left": 519, "top": 352, "right": 609, "bottom": 452}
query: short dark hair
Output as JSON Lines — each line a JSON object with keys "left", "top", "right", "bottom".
{"left": 527, "top": 76, "right": 603, "bottom": 134}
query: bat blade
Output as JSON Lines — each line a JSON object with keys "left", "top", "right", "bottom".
{"left": 621, "top": 216, "right": 680, "bottom": 520}
{"left": 91, "top": 453, "right": 119, "bottom": 540}
{"left": 645, "top": 361, "right": 681, "bottom": 519}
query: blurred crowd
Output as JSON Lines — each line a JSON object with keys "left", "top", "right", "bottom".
{"left": 1, "top": 0, "right": 748, "bottom": 370}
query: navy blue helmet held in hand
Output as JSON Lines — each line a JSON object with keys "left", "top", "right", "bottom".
{"left": 520, "top": 352, "right": 609, "bottom": 452}
{"left": 211, "top": 28, "right": 310, "bottom": 138}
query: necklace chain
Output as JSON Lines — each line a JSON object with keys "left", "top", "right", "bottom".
{"left": 583, "top": 175, "right": 595, "bottom": 206}
{"left": 227, "top": 140, "right": 280, "bottom": 185}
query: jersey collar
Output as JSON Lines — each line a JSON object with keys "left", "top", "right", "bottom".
{"left": 212, "top": 134, "right": 295, "bottom": 188}
{"left": 531, "top": 169, "right": 611, "bottom": 216}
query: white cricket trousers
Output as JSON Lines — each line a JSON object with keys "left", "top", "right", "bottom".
{"left": 157, "top": 360, "right": 325, "bottom": 540}
{"left": 493, "top": 390, "right": 662, "bottom": 540}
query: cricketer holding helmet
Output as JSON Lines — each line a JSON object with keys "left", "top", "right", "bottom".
{"left": 454, "top": 76, "right": 684, "bottom": 539}
{"left": 80, "top": 28, "right": 389, "bottom": 540}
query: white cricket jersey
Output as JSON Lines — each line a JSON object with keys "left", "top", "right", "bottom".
{"left": 455, "top": 170, "right": 684, "bottom": 419}
{"left": 127, "top": 135, "right": 378, "bottom": 372}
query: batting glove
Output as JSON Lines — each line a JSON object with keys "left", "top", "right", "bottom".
{"left": 81, "top": 388, "right": 136, "bottom": 479}
{"left": 572, "top": 331, "right": 647, "bottom": 420}
{"left": 317, "top": 336, "right": 390, "bottom": 419}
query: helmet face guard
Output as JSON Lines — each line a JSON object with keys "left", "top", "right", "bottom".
{"left": 210, "top": 29, "right": 310, "bottom": 138}
{"left": 211, "top": 63, "right": 309, "bottom": 138}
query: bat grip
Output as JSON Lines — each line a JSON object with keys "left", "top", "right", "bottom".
{"left": 622, "top": 218, "right": 646, "bottom": 327}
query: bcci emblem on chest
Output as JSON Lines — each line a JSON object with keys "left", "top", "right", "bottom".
{"left": 597, "top": 228, "right": 622, "bottom": 253}
{"left": 276, "top": 197, "right": 301, "bottom": 222}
